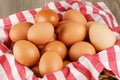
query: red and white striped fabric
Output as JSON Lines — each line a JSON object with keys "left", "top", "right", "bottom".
{"left": 0, "top": 0, "right": 120, "bottom": 80}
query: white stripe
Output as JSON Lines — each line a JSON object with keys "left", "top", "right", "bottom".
{"left": 91, "top": 14, "right": 107, "bottom": 25}
{"left": 5, "top": 54, "right": 22, "bottom": 80}
{"left": 34, "top": 8, "right": 42, "bottom": 13}
{"left": 67, "top": 63, "right": 87, "bottom": 80}
{"left": 0, "top": 28, "right": 6, "bottom": 42}
{"left": 98, "top": 50, "right": 111, "bottom": 70}
{"left": 86, "top": 2, "right": 107, "bottom": 25}
{"left": 47, "top": 2, "right": 60, "bottom": 13}
{"left": 41, "top": 76, "right": 48, "bottom": 80}
{"left": 86, "top": 3, "right": 108, "bottom": 26}
{"left": 114, "top": 45, "right": 120, "bottom": 76}
{"left": 59, "top": 1, "right": 69, "bottom": 10}
{"left": 0, "top": 50, "right": 4, "bottom": 56}
{"left": 25, "top": 67, "right": 34, "bottom": 80}
{"left": 54, "top": 71, "right": 66, "bottom": 80}
{"left": 78, "top": 56, "right": 99, "bottom": 79}
{"left": 97, "top": 2, "right": 118, "bottom": 27}
{"left": 99, "top": 10, "right": 113, "bottom": 28}
{"left": 97, "top": 2, "right": 111, "bottom": 13}
{"left": 0, "top": 19, "right": 7, "bottom": 42}
{"left": 0, "top": 65, "right": 8, "bottom": 80}
{"left": 86, "top": 3, "right": 93, "bottom": 14}
{"left": 0, "top": 19, "right": 5, "bottom": 28}
{"left": 71, "top": 3, "right": 80, "bottom": 11}
{"left": 9, "top": 14, "right": 19, "bottom": 27}
{"left": 22, "top": 11, "right": 35, "bottom": 23}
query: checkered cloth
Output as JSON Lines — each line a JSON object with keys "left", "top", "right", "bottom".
{"left": 0, "top": 0, "right": 120, "bottom": 80}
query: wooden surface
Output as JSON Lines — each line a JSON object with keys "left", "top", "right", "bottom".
{"left": 0, "top": 0, "right": 120, "bottom": 24}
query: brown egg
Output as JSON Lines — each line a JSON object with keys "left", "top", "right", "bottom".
{"left": 13, "top": 40, "right": 40, "bottom": 67}
{"left": 89, "top": 22, "right": 116, "bottom": 51}
{"left": 49, "top": 33, "right": 57, "bottom": 42}
{"left": 30, "top": 62, "right": 41, "bottom": 77}
{"left": 41, "top": 40, "right": 67, "bottom": 59}
{"left": 63, "top": 60, "right": 70, "bottom": 68}
{"left": 35, "top": 8, "right": 59, "bottom": 27}
{"left": 58, "top": 22, "right": 86, "bottom": 46}
{"left": 69, "top": 41, "right": 96, "bottom": 61}
{"left": 27, "top": 22, "right": 54, "bottom": 46}
{"left": 55, "top": 20, "right": 70, "bottom": 34}
{"left": 85, "top": 21, "right": 96, "bottom": 32}
{"left": 62, "top": 9, "right": 87, "bottom": 24}
{"left": 39, "top": 51, "right": 63, "bottom": 76}
{"left": 9, "top": 22, "right": 33, "bottom": 42}
{"left": 38, "top": 34, "right": 57, "bottom": 50}
{"left": 85, "top": 21, "right": 96, "bottom": 41}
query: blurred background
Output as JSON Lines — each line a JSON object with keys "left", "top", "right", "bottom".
{"left": 0, "top": 0, "right": 120, "bottom": 24}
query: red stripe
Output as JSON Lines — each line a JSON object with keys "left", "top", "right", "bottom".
{"left": 72, "top": 62, "right": 93, "bottom": 80}
{"left": 3, "top": 17, "right": 12, "bottom": 48}
{"left": 92, "top": 3, "right": 99, "bottom": 14}
{"left": 15, "top": 60, "right": 26, "bottom": 80}
{"left": 58, "top": 13, "right": 63, "bottom": 21}
{"left": 62, "top": 67, "right": 76, "bottom": 80}
{"left": 46, "top": 73, "right": 57, "bottom": 80}
{"left": 16, "top": 12, "right": 26, "bottom": 22}
{"left": 84, "top": 14, "right": 94, "bottom": 21}
{"left": 55, "top": 2, "right": 66, "bottom": 12}
{"left": 99, "top": 14, "right": 112, "bottom": 30}
{"left": 93, "top": 2, "right": 115, "bottom": 29}
{"left": 0, "top": 55, "right": 14, "bottom": 80}
{"left": 107, "top": 47, "right": 119, "bottom": 77}
{"left": 92, "top": 2, "right": 103, "bottom": 10}
{"left": 78, "top": 1, "right": 87, "bottom": 14}
{"left": 91, "top": 3, "right": 111, "bottom": 29}
{"left": 29, "top": 9, "right": 37, "bottom": 19}
{"left": 0, "top": 43, "right": 11, "bottom": 53}
{"left": 66, "top": 0, "right": 78, "bottom": 4}
{"left": 112, "top": 26, "right": 120, "bottom": 34}
{"left": 84, "top": 54, "right": 104, "bottom": 73}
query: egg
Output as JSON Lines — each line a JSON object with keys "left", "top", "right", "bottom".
{"left": 89, "top": 22, "right": 116, "bottom": 51}
{"left": 62, "top": 9, "right": 87, "bottom": 24}
{"left": 69, "top": 41, "right": 96, "bottom": 61}
{"left": 35, "top": 8, "right": 59, "bottom": 27}
{"left": 9, "top": 22, "right": 33, "bottom": 42}
{"left": 30, "top": 62, "right": 41, "bottom": 77}
{"left": 58, "top": 22, "right": 86, "bottom": 46}
{"left": 41, "top": 40, "right": 67, "bottom": 59}
{"left": 39, "top": 51, "right": 63, "bottom": 76}
{"left": 85, "top": 21, "right": 96, "bottom": 32}
{"left": 55, "top": 20, "right": 71, "bottom": 34}
{"left": 85, "top": 21, "right": 96, "bottom": 41}
{"left": 27, "top": 22, "right": 54, "bottom": 46}
{"left": 63, "top": 60, "right": 70, "bottom": 68}
{"left": 13, "top": 40, "right": 40, "bottom": 67}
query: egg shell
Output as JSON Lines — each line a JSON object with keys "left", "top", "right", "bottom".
{"left": 9, "top": 22, "right": 33, "bottom": 42}
{"left": 89, "top": 22, "right": 116, "bottom": 51}
{"left": 58, "top": 22, "right": 86, "bottom": 46}
{"left": 63, "top": 60, "right": 71, "bottom": 68}
{"left": 30, "top": 62, "right": 41, "bottom": 77}
{"left": 27, "top": 22, "right": 54, "bottom": 46}
{"left": 35, "top": 8, "right": 59, "bottom": 27}
{"left": 55, "top": 20, "right": 71, "bottom": 34}
{"left": 13, "top": 40, "right": 40, "bottom": 67}
{"left": 69, "top": 41, "right": 96, "bottom": 61}
{"left": 39, "top": 51, "right": 63, "bottom": 76}
{"left": 84, "top": 21, "right": 96, "bottom": 42}
{"left": 62, "top": 9, "right": 87, "bottom": 24}
{"left": 41, "top": 40, "right": 67, "bottom": 60}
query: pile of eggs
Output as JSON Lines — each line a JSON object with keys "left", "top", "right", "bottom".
{"left": 9, "top": 8, "right": 116, "bottom": 77}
